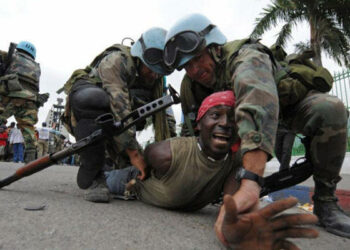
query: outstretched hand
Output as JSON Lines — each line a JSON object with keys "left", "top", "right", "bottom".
{"left": 126, "top": 149, "right": 147, "bottom": 180}
{"left": 216, "top": 196, "right": 319, "bottom": 250}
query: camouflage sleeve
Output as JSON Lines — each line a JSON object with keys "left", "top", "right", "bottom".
{"left": 98, "top": 51, "right": 139, "bottom": 151}
{"left": 230, "top": 43, "right": 279, "bottom": 157}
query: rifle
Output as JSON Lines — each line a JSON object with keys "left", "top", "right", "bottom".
{"left": 260, "top": 157, "right": 313, "bottom": 197}
{"left": 0, "top": 85, "right": 180, "bottom": 188}
{"left": 212, "top": 139, "right": 313, "bottom": 205}
{"left": 0, "top": 42, "right": 17, "bottom": 76}
{"left": 260, "top": 134, "right": 313, "bottom": 197}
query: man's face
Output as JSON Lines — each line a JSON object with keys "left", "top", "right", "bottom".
{"left": 139, "top": 63, "right": 161, "bottom": 85}
{"left": 197, "top": 105, "right": 235, "bottom": 160}
{"left": 184, "top": 49, "right": 216, "bottom": 88}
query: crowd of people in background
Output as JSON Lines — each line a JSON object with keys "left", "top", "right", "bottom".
{"left": 0, "top": 120, "right": 78, "bottom": 166}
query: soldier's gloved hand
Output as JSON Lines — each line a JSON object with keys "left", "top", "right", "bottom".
{"left": 215, "top": 196, "right": 319, "bottom": 249}
{"left": 126, "top": 148, "right": 147, "bottom": 180}
{"left": 37, "top": 93, "right": 50, "bottom": 107}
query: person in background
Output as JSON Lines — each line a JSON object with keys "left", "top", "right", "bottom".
{"left": 9, "top": 123, "right": 25, "bottom": 163}
{"left": 37, "top": 122, "right": 51, "bottom": 158}
{"left": 0, "top": 41, "right": 49, "bottom": 162}
{"left": 4, "top": 121, "right": 15, "bottom": 161}
{"left": 0, "top": 125, "right": 8, "bottom": 161}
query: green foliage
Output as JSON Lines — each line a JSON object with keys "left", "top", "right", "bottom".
{"left": 250, "top": 0, "right": 350, "bottom": 67}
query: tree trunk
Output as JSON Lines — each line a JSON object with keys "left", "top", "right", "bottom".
{"left": 309, "top": 16, "right": 323, "bottom": 66}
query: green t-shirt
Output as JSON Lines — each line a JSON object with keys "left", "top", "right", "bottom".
{"left": 135, "top": 137, "right": 238, "bottom": 211}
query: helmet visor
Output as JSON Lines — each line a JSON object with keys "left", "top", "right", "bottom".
{"left": 139, "top": 36, "right": 164, "bottom": 65}
{"left": 164, "top": 24, "right": 215, "bottom": 67}
{"left": 143, "top": 48, "right": 163, "bottom": 65}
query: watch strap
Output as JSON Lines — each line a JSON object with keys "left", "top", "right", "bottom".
{"left": 237, "top": 168, "right": 264, "bottom": 187}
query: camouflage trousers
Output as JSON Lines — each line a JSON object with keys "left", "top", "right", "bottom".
{"left": 0, "top": 96, "right": 38, "bottom": 151}
{"left": 286, "top": 90, "right": 348, "bottom": 202}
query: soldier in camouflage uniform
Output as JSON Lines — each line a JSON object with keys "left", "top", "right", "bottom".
{"left": 163, "top": 14, "right": 350, "bottom": 238}
{"left": 0, "top": 41, "right": 49, "bottom": 163}
{"left": 60, "top": 27, "right": 175, "bottom": 203}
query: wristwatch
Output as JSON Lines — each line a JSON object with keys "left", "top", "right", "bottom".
{"left": 235, "top": 167, "right": 264, "bottom": 187}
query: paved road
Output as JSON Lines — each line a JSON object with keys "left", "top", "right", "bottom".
{"left": 0, "top": 162, "right": 349, "bottom": 250}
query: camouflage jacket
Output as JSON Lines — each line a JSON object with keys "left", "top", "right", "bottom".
{"left": 0, "top": 50, "right": 40, "bottom": 101}
{"left": 180, "top": 39, "right": 279, "bottom": 157}
{"left": 65, "top": 45, "right": 174, "bottom": 153}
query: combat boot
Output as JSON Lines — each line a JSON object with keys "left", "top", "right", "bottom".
{"left": 84, "top": 174, "right": 111, "bottom": 203}
{"left": 313, "top": 178, "right": 350, "bottom": 238}
{"left": 313, "top": 200, "right": 350, "bottom": 238}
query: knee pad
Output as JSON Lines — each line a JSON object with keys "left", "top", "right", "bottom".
{"left": 70, "top": 86, "right": 110, "bottom": 121}
{"left": 74, "top": 119, "right": 106, "bottom": 189}
{"left": 314, "top": 97, "right": 347, "bottom": 128}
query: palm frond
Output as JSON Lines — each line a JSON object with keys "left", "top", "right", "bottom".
{"left": 250, "top": 1, "right": 292, "bottom": 39}
{"left": 294, "top": 41, "right": 311, "bottom": 54}
{"left": 275, "top": 23, "right": 293, "bottom": 47}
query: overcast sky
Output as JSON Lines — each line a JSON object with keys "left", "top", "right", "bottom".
{"left": 1, "top": 0, "right": 344, "bottom": 142}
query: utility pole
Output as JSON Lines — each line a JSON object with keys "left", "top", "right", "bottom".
{"left": 52, "top": 98, "right": 64, "bottom": 131}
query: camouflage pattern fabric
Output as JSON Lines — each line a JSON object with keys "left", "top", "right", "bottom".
{"left": 286, "top": 90, "right": 348, "bottom": 201}
{"left": 181, "top": 40, "right": 279, "bottom": 157}
{"left": 5, "top": 51, "right": 40, "bottom": 91}
{"left": 0, "top": 97, "right": 38, "bottom": 151}
{"left": 62, "top": 45, "right": 174, "bottom": 170}
{"left": 0, "top": 49, "right": 41, "bottom": 153}
{"left": 180, "top": 39, "right": 348, "bottom": 201}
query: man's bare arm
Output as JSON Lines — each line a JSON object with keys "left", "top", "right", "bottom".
{"left": 144, "top": 141, "right": 172, "bottom": 179}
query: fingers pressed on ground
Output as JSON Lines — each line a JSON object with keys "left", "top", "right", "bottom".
{"left": 259, "top": 197, "right": 298, "bottom": 219}
{"left": 270, "top": 213, "right": 318, "bottom": 229}
{"left": 273, "top": 239, "right": 300, "bottom": 250}
{"left": 274, "top": 227, "right": 319, "bottom": 239}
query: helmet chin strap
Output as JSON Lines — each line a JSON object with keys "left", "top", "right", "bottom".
{"left": 208, "top": 45, "right": 222, "bottom": 64}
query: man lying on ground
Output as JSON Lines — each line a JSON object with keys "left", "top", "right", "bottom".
{"left": 105, "top": 90, "right": 318, "bottom": 249}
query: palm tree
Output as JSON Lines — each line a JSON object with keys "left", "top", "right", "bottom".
{"left": 250, "top": 0, "right": 350, "bottom": 67}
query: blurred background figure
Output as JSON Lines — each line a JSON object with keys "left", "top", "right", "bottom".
{"left": 9, "top": 123, "right": 24, "bottom": 163}
{"left": 4, "top": 122, "right": 15, "bottom": 161}
{"left": 0, "top": 125, "right": 8, "bottom": 161}
{"left": 37, "top": 122, "right": 50, "bottom": 158}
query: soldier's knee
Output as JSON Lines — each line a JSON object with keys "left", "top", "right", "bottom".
{"left": 70, "top": 86, "right": 110, "bottom": 121}
{"left": 311, "top": 96, "right": 347, "bottom": 127}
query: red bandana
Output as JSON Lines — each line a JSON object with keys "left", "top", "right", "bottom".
{"left": 196, "top": 90, "right": 235, "bottom": 122}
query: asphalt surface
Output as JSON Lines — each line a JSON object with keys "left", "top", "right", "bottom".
{"left": 0, "top": 161, "right": 350, "bottom": 250}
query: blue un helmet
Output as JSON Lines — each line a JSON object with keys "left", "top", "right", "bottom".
{"left": 131, "top": 27, "right": 173, "bottom": 75}
{"left": 17, "top": 41, "right": 36, "bottom": 59}
{"left": 164, "top": 13, "right": 227, "bottom": 69}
